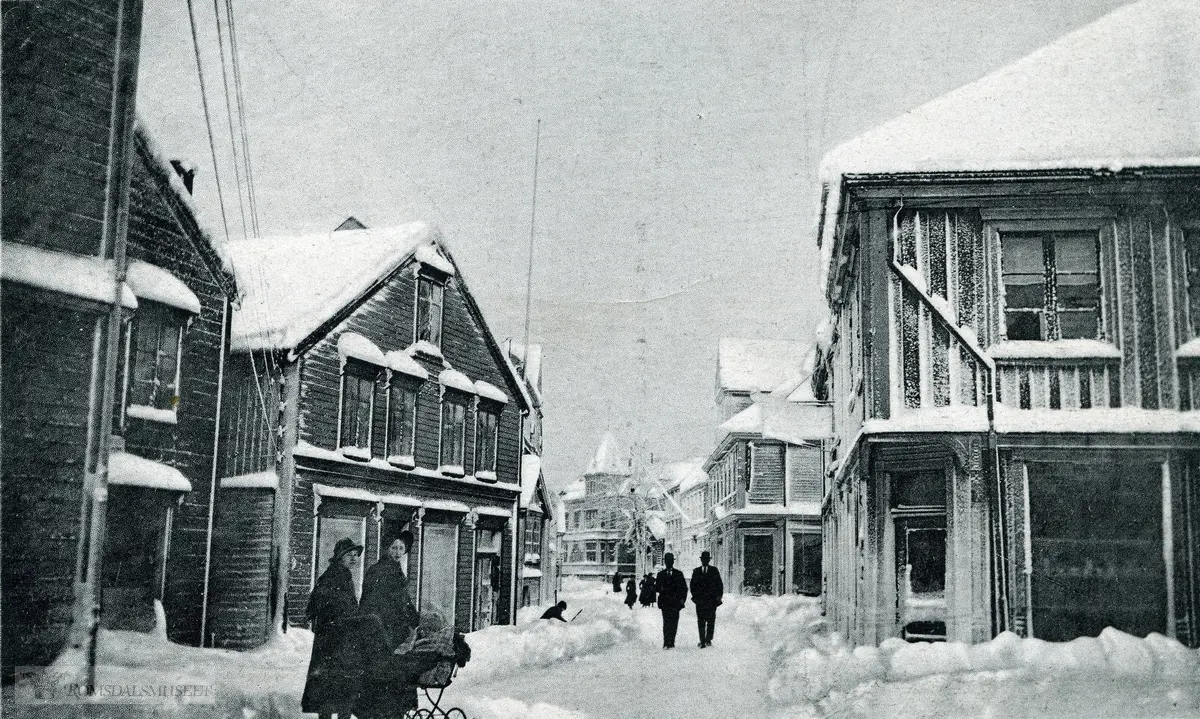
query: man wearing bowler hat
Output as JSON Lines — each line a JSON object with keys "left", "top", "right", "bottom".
{"left": 690, "top": 550, "right": 723, "bottom": 648}
{"left": 655, "top": 552, "right": 688, "bottom": 648}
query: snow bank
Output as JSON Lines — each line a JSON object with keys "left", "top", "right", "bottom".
{"left": 458, "top": 696, "right": 590, "bottom": 719}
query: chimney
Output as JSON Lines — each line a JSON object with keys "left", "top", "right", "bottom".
{"left": 169, "top": 159, "right": 196, "bottom": 194}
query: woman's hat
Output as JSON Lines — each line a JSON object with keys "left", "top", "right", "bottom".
{"left": 332, "top": 537, "right": 364, "bottom": 562}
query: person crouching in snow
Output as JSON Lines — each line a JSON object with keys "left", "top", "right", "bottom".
{"left": 690, "top": 550, "right": 723, "bottom": 648}
{"left": 302, "top": 537, "right": 364, "bottom": 719}
{"left": 624, "top": 577, "right": 637, "bottom": 609}
{"left": 541, "top": 600, "right": 568, "bottom": 622}
{"left": 357, "top": 531, "right": 419, "bottom": 719}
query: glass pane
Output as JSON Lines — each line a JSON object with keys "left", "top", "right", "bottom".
{"left": 156, "top": 326, "right": 180, "bottom": 410}
{"left": 419, "top": 523, "right": 458, "bottom": 628}
{"left": 1059, "top": 309, "right": 1099, "bottom": 340}
{"left": 1001, "top": 235, "right": 1045, "bottom": 274}
{"left": 317, "top": 516, "right": 365, "bottom": 597}
{"left": 1005, "top": 311, "right": 1044, "bottom": 341}
{"left": 417, "top": 280, "right": 432, "bottom": 343}
{"left": 1003, "top": 280, "right": 1044, "bottom": 310}
{"left": 907, "top": 528, "right": 946, "bottom": 594}
{"left": 1055, "top": 234, "right": 1098, "bottom": 273}
{"left": 429, "top": 284, "right": 444, "bottom": 347}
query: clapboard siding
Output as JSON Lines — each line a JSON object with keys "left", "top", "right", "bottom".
{"left": 209, "top": 489, "right": 274, "bottom": 649}
{"left": 748, "top": 442, "right": 785, "bottom": 505}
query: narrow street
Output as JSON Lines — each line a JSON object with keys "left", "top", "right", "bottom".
{"left": 447, "top": 604, "right": 774, "bottom": 719}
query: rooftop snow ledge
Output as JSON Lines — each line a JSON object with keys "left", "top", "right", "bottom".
{"left": 1176, "top": 337, "right": 1200, "bottom": 358}
{"left": 439, "top": 369, "right": 476, "bottom": 394}
{"left": 109, "top": 451, "right": 192, "bottom": 492}
{"left": 2, "top": 242, "right": 138, "bottom": 309}
{"left": 474, "top": 380, "right": 508, "bottom": 404}
{"left": 125, "top": 260, "right": 201, "bottom": 314}
{"left": 987, "top": 339, "right": 1122, "bottom": 360}
{"left": 219, "top": 471, "right": 278, "bottom": 490}
{"left": 338, "top": 332, "right": 386, "bottom": 366}
{"left": 384, "top": 350, "right": 429, "bottom": 380}
{"left": 414, "top": 244, "right": 455, "bottom": 275}
{"left": 408, "top": 340, "right": 443, "bottom": 360}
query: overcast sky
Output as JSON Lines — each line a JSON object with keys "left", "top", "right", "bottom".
{"left": 137, "top": 0, "right": 1130, "bottom": 493}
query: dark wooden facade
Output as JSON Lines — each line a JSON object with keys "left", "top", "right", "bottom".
{"left": 211, "top": 231, "right": 531, "bottom": 648}
{"left": 821, "top": 172, "right": 1200, "bottom": 647}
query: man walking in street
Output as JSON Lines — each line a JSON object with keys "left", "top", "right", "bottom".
{"left": 690, "top": 550, "right": 723, "bottom": 648}
{"left": 655, "top": 552, "right": 688, "bottom": 649}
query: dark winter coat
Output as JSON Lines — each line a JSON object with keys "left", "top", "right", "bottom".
{"left": 624, "top": 578, "right": 637, "bottom": 607}
{"left": 612, "top": 572, "right": 623, "bottom": 593}
{"left": 540, "top": 605, "right": 567, "bottom": 621}
{"left": 638, "top": 575, "right": 657, "bottom": 606}
{"left": 690, "top": 564, "right": 724, "bottom": 609}
{"left": 655, "top": 567, "right": 688, "bottom": 611}
{"left": 357, "top": 558, "right": 420, "bottom": 719}
{"left": 302, "top": 562, "right": 363, "bottom": 715}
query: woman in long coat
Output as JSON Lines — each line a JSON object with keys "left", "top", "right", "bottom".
{"left": 357, "top": 532, "right": 420, "bottom": 719}
{"left": 624, "top": 577, "right": 638, "bottom": 609}
{"left": 638, "top": 573, "right": 657, "bottom": 607}
{"left": 302, "top": 537, "right": 364, "bottom": 719}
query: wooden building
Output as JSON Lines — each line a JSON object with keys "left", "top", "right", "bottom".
{"left": 660, "top": 458, "right": 709, "bottom": 573}
{"left": 209, "top": 222, "right": 533, "bottom": 648}
{"left": 817, "top": 0, "right": 1200, "bottom": 647}
{"left": 558, "top": 433, "right": 637, "bottom": 582}
{"left": 704, "top": 349, "right": 831, "bottom": 596}
{"left": 1, "top": 0, "right": 240, "bottom": 674}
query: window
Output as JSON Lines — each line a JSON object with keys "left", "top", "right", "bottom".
{"left": 584, "top": 509, "right": 597, "bottom": 528}
{"left": 386, "top": 380, "right": 418, "bottom": 461}
{"left": 524, "top": 518, "right": 542, "bottom": 561}
{"left": 1001, "top": 231, "right": 1101, "bottom": 341}
{"left": 474, "top": 404, "right": 499, "bottom": 474}
{"left": 440, "top": 391, "right": 469, "bottom": 469}
{"left": 585, "top": 542, "right": 598, "bottom": 563}
{"left": 416, "top": 276, "right": 445, "bottom": 347}
{"left": 1184, "top": 229, "right": 1200, "bottom": 336}
{"left": 127, "top": 303, "right": 184, "bottom": 413}
{"left": 339, "top": 366, "right": 376, "bottom": 455}
{"left": 315, "top": 514, "right": 366, "bottom": 596}
{"left": 792, "top": 533, "right": 822, "bottom": 596}
{"left": 573, "top": 511, "right": 581, "bottom": 530}
{"left": 419, "top": 523, "right": 458, "bottom": 627}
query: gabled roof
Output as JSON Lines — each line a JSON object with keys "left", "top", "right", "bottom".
{"left": 228, "top": 223, "right": 436, "bottom": 352}
{"left": 520, "top": 454, "right": 555, "bottom": 521}
{"left": 586, "top": 431, "right": 630, "bottom": 476}
{"left": 504, "top": 340, "right": 543, "bottom": 407}
{"left": 658, "top": 457, "right": 707, "bottom": 493}
{"left": 717, "top": 338, "right": 809, "bottom": 395}
{"left": 708, "top": 397, "right": 832, "bottom": 470}
{"left": 817, "top": 0, "right": 1200, "bottom": 290}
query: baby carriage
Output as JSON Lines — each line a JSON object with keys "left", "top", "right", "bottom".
{"left": 403, "top": 627, "right": 471, "bottom": 719}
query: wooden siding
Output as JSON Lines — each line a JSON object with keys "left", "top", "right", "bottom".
{"left": 2, "top": 0, "right": 121, "bottom": 257}
{"left": 1, "top": 294, "right": 97, "bottom": 671}
{"left": 219, "top": 352, "right": 281, "bottom": 478}
{"left": 748, "top": 442, "right": 785, "bottom": 505}
{"left": 209, "top": 488, "right": 274, "bottom": 649}
{"left": 787, "top": 444, "right": 824, "bottom": 506}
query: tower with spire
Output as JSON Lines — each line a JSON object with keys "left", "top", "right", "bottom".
{"left": 557, "top": 432, "right": 637, "bottom": 583}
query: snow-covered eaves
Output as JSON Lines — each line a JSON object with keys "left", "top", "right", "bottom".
{"left": 817, "top": 0, "right": 1200, "bottom": 293}
{"left": 504, "top": 340, "right": 544, "bottom": 406}
{"left": 338, "top": 332, "right": 386, "bottom": 366}
{"left": 717, "top": 338, "right": 810, "bottom": 394}
{"left": 109, "top": 451, "right": 192, "bottom": 492}
{"left": 474, "top": 380, "right": 508, "bottom": 404}
{"left": 439, "top": 369, "right": 476, "bottom": 394}
{"left": 384, "top": 350, "right": 429, "bottom": 380}
{"left": 861, "top": 406, "right": 1200, "bottom": 435}
{"left": 658, "top": 457, "right": 707, "bottom": 493}
{"left": 228, "top": 222, "right": 437, "bottom": 352}
{"left": 723, "top": 503, "right": 821, "bottom": 518}
{"left": 521, "top": 454, "right": 543, "bottom": 508}
{"left": 413, "top": 244, "right": 455, "bottom": 275}
{"left": 476, "top": 506, "right": 512, "bottom": 518}
{"left": 126, "top": 260, "right": 201, "bottom": 314}
{"left": 219, "top": 471, "right": 278, "bottom": 490}
{"left": 294, "top": 440, "right": 520, "bottom": 492}
{"left": 2, "top": 242, "right": 138, "bottom": 309}
{"left": 311, "top": 481, "right": 498, "bottom": 516}
{"left": 986, "top": 339, "right": 1122, "bottom": 360}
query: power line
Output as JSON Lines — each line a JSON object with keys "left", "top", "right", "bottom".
{"left": 211, "top": 0, "right": 249, "bottom": 240}
{"left": 226, "top": 0, "right": 262, "bottom": 236}
{"left": 185, "top": 0, "right": 233, "bottom": 244}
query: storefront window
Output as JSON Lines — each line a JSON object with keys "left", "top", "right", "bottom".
{"left": 419, "top": 523, "right": 458, "bottom": 628}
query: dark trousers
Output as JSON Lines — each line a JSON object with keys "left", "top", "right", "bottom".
{"left": 660, "top": 608, "right": 680, "bottom": 647}
{"left": 696, "top": 605, "right": 716, "bottom": 645}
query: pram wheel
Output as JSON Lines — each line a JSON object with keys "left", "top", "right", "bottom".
{"left": 444, "top": 709, "right": 467, "bottom": 719}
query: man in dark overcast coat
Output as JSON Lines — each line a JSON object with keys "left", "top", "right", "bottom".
{"left": 689, "top": 550, "right": 724, "bottom": 648}
{"left": 655, "top": 552, "right": 688, "bottom": 649}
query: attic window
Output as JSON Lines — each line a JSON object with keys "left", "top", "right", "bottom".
{"left": 124, "top": 303, "right": 184, "bottom": 423}
{"left": 416, "top": 276, "right": 444, "bottom": 348}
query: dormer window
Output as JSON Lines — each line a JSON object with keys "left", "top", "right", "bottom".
{"left": 416, "top": 276, "right": 444, "bottom": 348}
{"left": 125, "top": 303, "right": 184, "bottom": 423}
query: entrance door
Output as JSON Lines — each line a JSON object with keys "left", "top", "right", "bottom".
{"left": 743, "top": 534, "right": 774, "bottom": 595}
{"left": 895, "top": 515, "right": 947, "bottom": 640}
{"left": 474, "top": 555, "right": 497, "bottom": 630}
{"left": 1028, "top": 460, "right": 1165, "bottom": 641}
{"left": 101, "top": 487, "right": 172, "bottom": 631}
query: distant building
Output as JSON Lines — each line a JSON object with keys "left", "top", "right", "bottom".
{"left": 558, "top": 433, "right": 637, "bottom": 582}
{"left": 816, "top": 0, "right": 1200, "bottom": 646}
{"left": 704, "top": 341, "right": 831, "bottom": 596}
{"left": 660, "top": 458, "right": 709, "bottom": 572}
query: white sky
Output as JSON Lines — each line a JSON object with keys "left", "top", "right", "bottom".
{"left": 136, "top": 0, "right": 1130, "bottom": 493}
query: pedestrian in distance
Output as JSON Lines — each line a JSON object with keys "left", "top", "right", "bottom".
{"left": 690, "top": 550, "right": 724, "bottom": 648}
{"left": 612, "top": 570, "right": 623, "bottom": 593}
{"left": 302, "top": 537, "right": 364, "bottom": 719}
{"left": 655, "top": 552, "right": 688, "bottom": 649}
{"left": 638, "top": 573, "right": 657, "bottom": 607}
{"left": 540, "top": 600, "right": 568, "bottom": 622}
{"left": 357, "top": 531, "right": 419, "bottom": 719}
{"left": 624, "top": 577, "right": 637, "bottom": 609}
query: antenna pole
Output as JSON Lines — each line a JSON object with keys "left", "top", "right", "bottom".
{"left": 523, "top": 119, "right": 541, "bottom": 355}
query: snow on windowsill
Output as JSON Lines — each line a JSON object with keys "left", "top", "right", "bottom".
{"left": 338, "top": 332, "right": 386, "bottom": 366}
{"left": 475, "top": 470, "right": 497, "bottom": 482}
{"left": 988, "top": 339, "right": 1122, "bottom": 360}
{"left": 293, "top": 441, "right": 521, "bottom": 491}
{"left": 439, "top": 464, "right": 466, "bottom": 478}
{"left": 339, "top": 445, "right": 371, "bottom": 461}
{"left": 125, "top": 260, "right": 201, "bottom": 314}
{"left": 126, "top": 404, "right": 178, "bottom": 425}
{"left": 408, "top": 340, "right": 443, "bottom": 360}
{"left": 109, "top": 451, "right": 192, "bottom": 492}
{"left": 386, "top": 454, "right": 416, "bottom": 469}
{"left": 1176, "top": 337, "right": 1200, "bottom": 358}
{"left": 439, "top": 369, "right": 475, "bottom": 394}
{"left": 474, "top": 380, "right": 508, "bottom": 404}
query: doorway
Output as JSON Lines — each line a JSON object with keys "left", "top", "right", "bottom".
{"left": 743, "top": 534, "right": 774, "bottom": 595}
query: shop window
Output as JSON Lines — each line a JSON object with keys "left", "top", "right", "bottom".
{"left": 315, "top": 514, "right": 366, "bottom": 596}
{"left": 419, "top": 523, "right": 458, "bottom": 627}
{"left": 440, "top": 391, "right": 469, "bottom": 469}
{"left": 387, "top": 380, "right": 418, "bottom": 461}
{"left": 475, "top": 403, "right": 499, "bottom": 474}
{"left": 890, "top": 470, "right": 946, "bottom": 509}
{"left": 1001, "top": 231, "right": 1101, "bottom": 341}
{"left": 126, "top": 303, "right": 184, "bottom": 415}
{"left": 339, "top": 365, "right": 377, "bottom": 456}
{"left": 792, "top": 533, "right": 821, "bottom": 596}
{"left": 416, "top": 276, "right": 444, "bottom": 347}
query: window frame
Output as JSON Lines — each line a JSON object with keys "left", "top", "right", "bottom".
{"left": 338, "top": 359, "right": 380, "bottom": 457}
{"left": 1181, "top": 225, "right": 1200, "bottom": 339}
{"left": 415, "top": 274, "right": 446, "bottom": 348}
{"left": 123, "top": 301, "right": 187, "bottom": 423}
{"left": 385, "top": 373, "right": 420, "bottom": 465}
{"left": 438, "top": 387, "right": 470, "bottom": 472}
{"left": 473, "top": 400, "right": 500, "bottom": 476}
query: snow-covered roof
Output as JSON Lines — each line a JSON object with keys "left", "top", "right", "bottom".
{"left": 504, "top": 340, "right": 544, "bottom": 406}
{"left": 586, "top": 431, "right": 630, "bottom": 476}
{"left": 647, "top": 515, "right": 668, "bottom": 540}
{"left": 108, "top": 451, "right": 192, "bottom": 492}
{"left": 474, "top": 380, "right": 509, "bottom": 404}
{"left": 338, "top": 332, "right": 387, "bottom": 366}
{"left": 227, "top": 223, "right": 436, "bottom": 351}
{"left": 439, "top": 368, "right": 476, "bottom": 395}
{"left": 125, "top": 260, "right": 201, "bottom": 314}
{"left": 219, "top": 471, "right": 278, "bottom": 490}
{"left": 719, "top": 397, "right": 833, "bottom": 445}
{"left": 717, "top": 338, "right": 810, "bottom": 394}
{"left": 520, "top": 454, "right": 542, "bottom": 508}
{"left": 561, "top": 479, "right": 586, "bottom": 501}
{"left": 383, "top": 350, "right": 429, "bottom": 380}
{"left": 818, "top": 0, "right": 1200, "bottom": 289}
{"left": 658, "top": 457, "right": 708, "bottom": 493}
{"left": 2, "top": 242, "right": 138, "bottom": 309}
